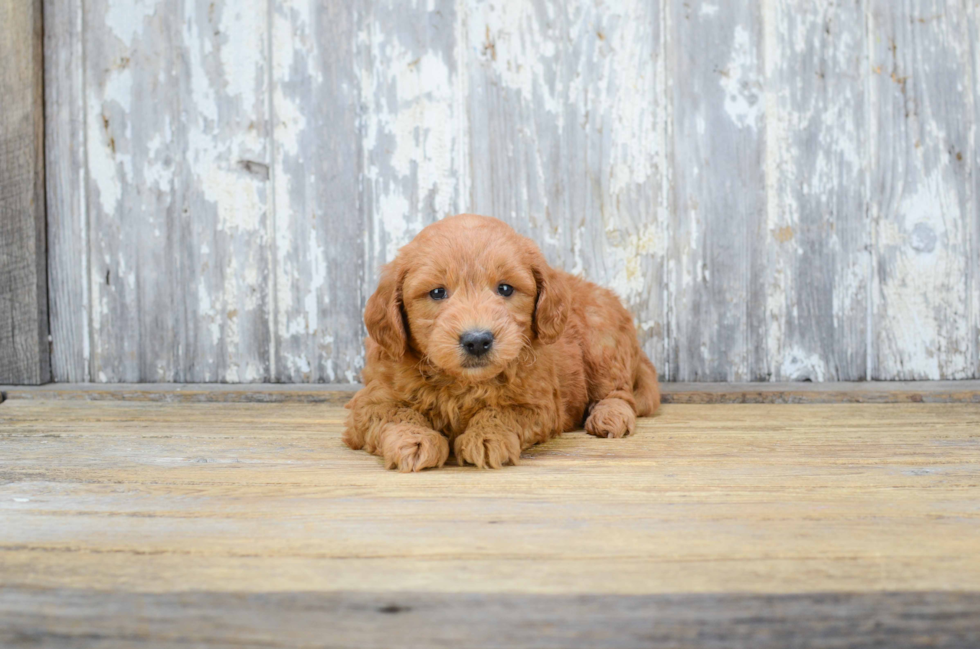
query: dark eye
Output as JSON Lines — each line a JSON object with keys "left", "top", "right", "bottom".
{"left": 429, "top": 288, "right": 448, "bottom": 301}
{"left": 497, "top": 283, "right": 514, "bottom": 297}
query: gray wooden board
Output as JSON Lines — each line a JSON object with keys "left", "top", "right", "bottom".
{"left": 764, "top": 0, "right": 869, "bottom": 382}
{"left": 44, "top": 0, "right": 89, "bottom": 383}
{"left": 0, "top": 0, "right": 49, "bottom": 385}
{"left": 667, "top": 0, "right": 768, "bottom": 382}
{"left": 3, "top": 381, "right": 979, "bottom": 404}
{"left": 868, "top": 0, "right": 977, "bottom": 380}
{"left": 82, "top": 0, "right": 273, "bottom": 382}
{"left": 270, "top": 0, "right": 364, "bottom": 384}
{"left": 1, "top": 589, "right": 978, "bottom": 649}
{"left": 41, "top": 0, "right": 980, "bottom": 384}
{"left": 970, "top": 3, "right": 980, "bottom": 383}
{"left": 358, "top": 0, "right": 467, "bottom": 295}
{"left": 465, "top": 0, "right": 669, "bottom": 371}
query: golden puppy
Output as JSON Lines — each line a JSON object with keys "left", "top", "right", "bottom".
{"left": 344, "top": 214, "right": 660, "bottom": 471}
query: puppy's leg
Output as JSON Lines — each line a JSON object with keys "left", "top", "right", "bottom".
{"left": 583, "top": 347, "right": 638, "bottom": 438}
{"left": 345, "top": 393, "right": 449, "bottom": 472}
{"left": 585, "top": 394, "right": 636, "bottom": 439}
{"left": 455, "top": 406, "right": 557, "bottom": 469}
{"left": 578, "top": 282, "right": 661, "bottom": 437}
{"left": 379, "top": 422, "right": 450, "bottom": 473}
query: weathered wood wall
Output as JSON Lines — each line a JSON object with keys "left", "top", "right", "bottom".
{"left": 1, "top": 0, "right": 50, "bottom": 385}
{"left": 43, "top": 0, "right": 980, "bottom": 383}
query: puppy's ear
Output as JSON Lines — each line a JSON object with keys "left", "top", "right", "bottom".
{"left": 364, "top": 261, "right": 407, "bottom": 359}
{"left": 532, "top": 254, "right": 572, "bottom": 345}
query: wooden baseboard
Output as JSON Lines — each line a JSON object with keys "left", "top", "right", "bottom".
{"left": 3, "top": 589, "right": 978, "bottom": 649}
{"left": 2, "top": 381, "right": 978, "bottom": 404}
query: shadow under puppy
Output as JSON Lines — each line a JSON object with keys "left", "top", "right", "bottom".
{"left": 344, "top": 214, "right": 660, "bottom": 471}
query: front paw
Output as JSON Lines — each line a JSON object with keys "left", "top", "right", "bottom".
{"left": 454, "top": 428, "right": 521, "bottom": 469}
{"left": 585, "top": 398, "right": 636, "bottom": 438}
{"left": 380, "top": 424, "right": 450, "bottom": 472}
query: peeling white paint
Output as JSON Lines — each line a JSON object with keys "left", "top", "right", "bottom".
{"left": 104, "top": 0, "right": 160, "bottom": 47}
{"left": 720, "top": 25, "right": 762, "bottom": 130}
{"left": 56, "top": 0, "right": 979, "bottom": 384}
{"left": 780, "top": 348, "right": 828, "bottom": 382}
{"left": 467, "top": 0, "right": 559, "bottom": 116}
{"left": 877, "top": 170, "right": 970, "bottom": 379}
{"left": 360, "top": 5, "right": 465, "bottom": 265}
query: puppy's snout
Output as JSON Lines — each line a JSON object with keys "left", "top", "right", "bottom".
{"left": 460, "top": 330, "right": 494, "bottom": 357}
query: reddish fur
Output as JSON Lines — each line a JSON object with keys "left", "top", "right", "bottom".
{"left": 344, "top": 214, "right": 660, "bottom": 471}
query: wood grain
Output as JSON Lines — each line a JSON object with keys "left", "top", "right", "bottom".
{"left": 0, "top": 0, "right": 49, "bottom": 385}
{"left": 1, "top": 399, "right": 979, "bottom": 646}
{"left": 2, "top": 381, "right": 979, "bottom": 404}
{"left": 82, "top": 0, "right": 274, "bottom": 382}
{"left": 40, "top": 1, "right": 980, "bottom": 383}
{"left": 667, "top": 0, "right": 768, "bottom": 382}
{"left": 44, "top": 0, "right": 90, "bottom": 383}
{"left": 2, "top": 589, "right": 978, "bottom": 648}
{"left": 868, "top": 0, "right": 977, "bottom": 380}
{"left": 271, "top": 0, "right": 365, "bottom": 383}
{"left": 465, "top": 0, "right": 669, "bottom": 371}
{"left": 1, "top": 400, "right": 979, "bottom": 595}
{"left": 359, "top": 0, "right": 467, "bottom": 291}
{"left": 764, "top": 0, "right": 869, "bottom": 381}
{"left": 970, "top": 2, "right": 980, "bottom": 382}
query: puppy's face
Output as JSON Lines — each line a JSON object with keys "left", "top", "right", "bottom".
{"left": 401, "top": 233, "right": 537, "bottom": 381}
{"left": 365, "top": 215, "right": 571, "bottom": 382}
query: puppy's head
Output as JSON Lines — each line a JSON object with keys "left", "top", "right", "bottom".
{"left": 365, "top": 214, "right": 571, "bottom": 381}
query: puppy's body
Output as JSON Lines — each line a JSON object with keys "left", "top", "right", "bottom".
{"left": 344, "top": 215, "right": 659, "bottom": 471}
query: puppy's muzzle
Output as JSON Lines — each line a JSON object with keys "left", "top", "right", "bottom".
{"left": 459, "top": 329, "right": 494, "bottom": 358}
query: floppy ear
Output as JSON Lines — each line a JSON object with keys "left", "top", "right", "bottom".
{"left": 364, "top": 261, "right": 407, "bottom": 359}
{"left": 532, "top": 256, "right": 572, "bottom": 345}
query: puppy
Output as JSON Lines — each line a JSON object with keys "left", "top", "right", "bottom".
{"left": 344, "top": 214, "right": 660, "bottom": 471}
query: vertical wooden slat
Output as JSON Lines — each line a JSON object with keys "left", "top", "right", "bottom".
{"left": 763, "top": 0, "right": 870, "bottom": 381}
{"left": 464, "top": 0, "right": 669, "bottom": 372}
{"left": 972, "top": 1, "right": 980, "bottom": 380}
{"left": 270, "top": 0, "right": 364, "bottom": 383}
{"left": 171, "top": 0, "right": 273, "bottom": 383}
{"left": 359, "top": 0, "right": 468, "bottom": 296}
{"left": 667, "top": 0, "right": 767, "bottom": 381}
{"left": 38, "top": 0, "right": 980, "bottom": 384}
{"left": 0, "top": 0, "right": 50, "bottom": 385}
{"left": 83, "top": 0, "right": 161, "bottom": 382}
{"left": 45, "top": 0, "right": 89, "bottom": 382}
{"left": 868, "top": 0, "right": 976, "bottom": 380}
{"left": 83, "top": 0, "right": 272, "bottom": 382}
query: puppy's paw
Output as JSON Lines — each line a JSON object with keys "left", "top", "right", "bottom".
{"left": 380, "top": 424, "right": 450, "bottom": 472}
{"left": 585, "top": 398, "right": 636, "bottom": 439}
{"left": 454, "top": 428, "right": 521, "bottom": 469}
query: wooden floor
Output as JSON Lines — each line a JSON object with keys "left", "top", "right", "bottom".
{"left": 2, "top": 395, "right": 979, "bottom": 647}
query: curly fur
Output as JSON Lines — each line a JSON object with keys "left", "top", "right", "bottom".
{"left": 344, "top": 214, "right": 660, "bottom": 471}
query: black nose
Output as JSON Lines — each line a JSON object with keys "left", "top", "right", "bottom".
{"left": 460, "top": 330, "right": 494, "bottom": 357}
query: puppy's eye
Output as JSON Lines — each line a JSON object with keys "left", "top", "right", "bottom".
{"left": 497, "top": 283, "right": 514, "bottom": 297}
{"left": 429, "top": 288, "right": 448, "bottom": 301}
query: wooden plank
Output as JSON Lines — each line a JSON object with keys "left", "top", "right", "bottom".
{"left": 82, "top": 0, "right": 273, "bottom": 382}
{"left": 667, "top": 0, "right": 767, "bottom": 382}
{"left": 0, "top": 0, "right": 49, "bottom": 385}
{"left": 270, "top": 0, "right": 364, "bottom": 383}
{"left": 763, "top": 0, "right": 869, "bottom": 381}
{"left": 2, "top": 399, "right": 978, "bottom": 644}
{"left": 464, "top": 0, "right": 669, "bottom": 372}
{"left": 44, "top": 0, "right": 90, "bottom": 382}
{"left": 868, "top": 0, "right": 977, "bottom": 380}
{"left": 971, "top": 4, "right": 980, "bottom": 381}
{"left": 359, "top": 0, "right": 467, "bottom": 301}
{"left": 3, "top": 381, "right": 980, "bottom": 404}
{"left": 0, "top": 401, "right": 978, "bottom": 597}
{"left": 2, "top": 589, "right": 978, "bottom": 649}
